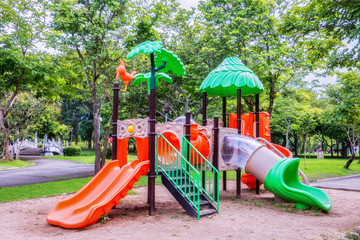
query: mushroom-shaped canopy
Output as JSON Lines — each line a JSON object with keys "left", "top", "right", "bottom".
{"left": 199, "top": 57, "right": 264, "bottom": 97}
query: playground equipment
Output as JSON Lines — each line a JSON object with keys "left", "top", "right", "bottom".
{"left": 47, "top": 41, "right": 331, "bottom": 229}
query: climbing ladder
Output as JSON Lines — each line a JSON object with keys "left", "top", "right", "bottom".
{"left": 156, "top": 134, "right": 219, "bottom": 219}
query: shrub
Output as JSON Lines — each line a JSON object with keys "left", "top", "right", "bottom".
{"left": 105, "top": 147, "right": 112, "bottom": 159}
{"left": 63, "top": 146, "right": 82, "bottom": 156}
{"left": 37, "top": 143, "right": 43, "bottom": 148}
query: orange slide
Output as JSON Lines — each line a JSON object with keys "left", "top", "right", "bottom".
{"left": 47, "top": 159, "right": 149, "bottom": 229}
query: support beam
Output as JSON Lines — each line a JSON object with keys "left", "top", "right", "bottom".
{"left": 255, "top": 94, "right": 260, "bottom": 195}
{"left": 222, "top": 97, "right": 227, "bottom": 191}
{"left": 213, "top": 116, "right": 219, "bottom": 200}
{"left": 236, "top": 89, "right": 242, "bottom": 198}
{"left": 148, "top": 53, "right": 156, "bottom": 215}
{"left": 111, "top": 82, "right": 119, "bottom": 160}
{"left": 202, "top": 92, "right": 207, "bottom": 127}
{"left": 185, "top": 111, "right": 191, "bottom": 172}
{"left": 202, "top": 92, "right": 207, "bottom": 188}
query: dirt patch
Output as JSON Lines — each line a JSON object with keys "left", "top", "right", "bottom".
{"left": 1, "top": 181, "right": 359, "bottom": 240}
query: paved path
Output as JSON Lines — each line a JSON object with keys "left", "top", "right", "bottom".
{"left": 0, "top": 158, "right": 94, "bottom": 187}
{"left": 311, "top": 174, "right": 360, "bottom": 191}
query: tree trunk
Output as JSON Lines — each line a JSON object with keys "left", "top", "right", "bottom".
{"left": 341, "top": 141, "right": 347, "bottom": 158}
{"left": 101, "top": 115, "right": 112, "bottom": 169}
{"left": 93, "top": 101, "right": 101, "bottom": 174}
{"left": 73, "top": 125, "right": 78, "bottom": 145}
{"left": 87, "top": 131, "right": 92, "bottom": 149}
{"left": 344, "top": 146, "right": 355, "bottom": 169}
{"left": 268, "top": 83, "right": 276, "bottom": 116}
{"left": 294, "top": 133, "right": 298, "bottom": 156}
{"left": 336, "top": 140, "right": 339, "bottom": 157}
{"left": 303, "top": 133, "right": 307, "bottom": 169}
{"left": 15, "top": 138, "right": 22, "bottom": 160}
{"left": 243, "top": 96, "right": 255, "bottom": 113}
{"left": 358, "top": 141, "right": 360, "bottom": 163}
{"left": 330, "top": 139, "right": 333, "bottom": 158}
{"left": 285, "top": 123, "right": 290, "bottom": 149}
{"left": 0, "top": 120, "right": 12, "bottom": 161}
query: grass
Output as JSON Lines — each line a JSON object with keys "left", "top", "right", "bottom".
{"left": 221, "top": 158, "right": 360, "bottom": 182}
{"left": 0, "top": 159, "right": 35, "bottom": 169}
{"left": 0, "top": 177, "right": 92, "bottom": 202}
{"left": 299, "top": 158, "right": 360, "bottom": 181}
{"left": 0, "top": 174, "right": 161, "bottom": 202}
{"left": 42, "top": 148, "right": 137, "bottom": 164}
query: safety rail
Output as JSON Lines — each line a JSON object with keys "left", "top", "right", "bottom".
{"left": 181, "top": 136, "right": 219, "bottom": 211}
{"left": 156, "top": 133, "right": 202, "bottom": 218}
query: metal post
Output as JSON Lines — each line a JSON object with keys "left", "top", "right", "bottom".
{"left": 202, "top": 92, "right": 207, "bottom": 188}
{"left": 149, "top": 53, "right": 156, "bottom": 215}
{"left": 255, "top": 94, "right": 260, "bottom": 195}
{"left": 213, "top": 116, "right": 219, "bottom": 200}
{"left": 185, "top": 111, "right": 191, "bottom": 171}
{"left": 236, "top": 89, "right": 242, "bottom": 198}
{"left": 112, "top": 81, "right": 119, "bottom": 160}
{"left": 222, "top": 97, "right": 227, "bottom": 191}
{"left": 202, "top": 92, "right": 207, "bottom": 127}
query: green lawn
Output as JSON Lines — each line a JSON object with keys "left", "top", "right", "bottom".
{"left": 0, "top": 175, "right": 161, "bottom": 202}
{"left": 220, "top": 158, "right": 360, "bottom": 182}
{"left": 42, "top": 149, "right": 137, "bottom": 164}
{"left": 0, "top": 159, "right": 35, "bottom": 169}
{"left": 299, "top": 158, "right": 360, "bottom": 181}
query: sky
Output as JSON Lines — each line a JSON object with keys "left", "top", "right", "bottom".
{"left": 178, "top": 0, "right": 199, "bottom": 10}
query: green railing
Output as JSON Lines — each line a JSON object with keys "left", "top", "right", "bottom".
{"left": 156, "top": 133, "right": 219, "bottom": 219}
{"left": 181, "top": 136, "right": 219, "bottom": 211}
{"left": 156, "top": 133, "right": 201, "bottom": 218}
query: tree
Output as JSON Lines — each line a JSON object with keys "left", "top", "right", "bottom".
{"left": 325, "top": 70, "right": 360, "bottom": 168}
{"left": 50, "top": 0, "right": 127, "bottom": 173}
{"left": 284, "top": 0, "right": 360, "bottom": 68}
{"left": 61, "top": 96, "right": 90, "bottom": 145}
{"left": 198, "top": 0, "right": 339, "bottom": 116}
{"left": 0, "top": 0, "right": 58, "bottom": 161}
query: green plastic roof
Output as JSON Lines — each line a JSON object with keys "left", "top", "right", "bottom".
{"left": 155, "top": 49, "right": 185, "bottom": 76}
{"left": 199, "top": 57, "right": 264, "bottom": 97}
{"left": 127, "top": 41, "right": 163, "bottom": 59}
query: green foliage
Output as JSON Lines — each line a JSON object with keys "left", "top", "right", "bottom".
{"left": 284, "top": 0, "right": 360, "bottom": 68}
{"left": 63, "top": 146, "right": 82, "bottom": 156}
{"left": 105, "top": 147, "right": 112, "bottom": 160}
{"left": 99, "top": 214, "right": 110, "bottom": 224}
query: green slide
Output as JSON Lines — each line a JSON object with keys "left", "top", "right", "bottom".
{"left": 264, "top": 158, "right": 331, "bottom": 211}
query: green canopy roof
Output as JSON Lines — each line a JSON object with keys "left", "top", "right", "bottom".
{"left": 199, "top": 57, "right": 264, "bottom": 97}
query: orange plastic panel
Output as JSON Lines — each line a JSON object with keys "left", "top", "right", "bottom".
{"left": 135, "top": 137, "right": 149, "bottom": 161}
{"left": 46, "top": 159, "right": 149, "bottom": 229}
{"left": 158, "top": 132, "right": 181, "bottom": 163}
{"left": 270, "top": 143, "right": 293, "bottom": 158}
{"left": 259, "top": 112, "right": 271, "bottom": 142}
{"left": 228, "top": 113, "right": 253, "bottom": 137}
{"left": 117, "top": 138, "right": 129, "bottom": 168}
{"left": 189, "top": 124, "right": 210, "bottom": 164}
{"left": 241, "top": 173, "right": 263, "bottom": 189}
